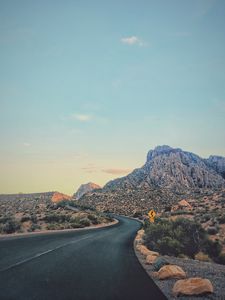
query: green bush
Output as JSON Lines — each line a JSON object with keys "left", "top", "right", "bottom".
{"left": 44, "top": 213, "right": 71, "bottom": 223}
{"left": 2, "top": 219, "right": 21, "bottom": 234}
{"left": 202, "top": 239, "right": 222, "bottom": 259}
{"left": 79, "top": 218, "right": 91, "bottom": 227}
{"left": 218, "top": 214, "right": 225, "bottom": 224}
{"left": 217, "top": 253, "right": 225, "bottom": 265}
{"left": 21, "top": 215, "right": 31, "bottom": 222}
{"left": 30, "top": 223, "right": 41, "bottom": 232}
{"left": 207, "top": 226, "right": 218, "bottom": 235}
{"left": 144, "top": 218, "right": 208, "bottom": 258}
{"left": 87, "top": 214, "right": 99, "bottom": 224}
{"left": 0, "top": 216, "right": 11, "bottom": 224}
{"left": 157, "top": 237, "right": 183, "bottom": 256}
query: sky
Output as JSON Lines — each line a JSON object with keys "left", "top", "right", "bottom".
{"left": 0, "top": 0, "right": 225, "bottom": 195}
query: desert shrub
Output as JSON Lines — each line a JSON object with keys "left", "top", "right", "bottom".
{"left": 144, "top": 218, "right": 208, "bottom": 258}
{"left": 202, "top": 214, "right": 211, "bottom": 222}
{"left": 105, "top": 216, "right": 114, "bottom": 222}
{"left": 171, "top": 210, "right": 194, "bottom": 216}
{"left": 56, "top": 200, "right": 78, "bottom": 208}
{"left": 157, "top": 237, "right": 182, "bottom": 256}
{"left": 218, "top": 214, "right": 225, "bottom": 224}
{"left": 217, "top": 253, "right": 225, "bottom": 265}
{"left": 2, "top": 219, "right": 21, "bottom": 234}
{"left": 44, "top": 213, "right": 71, "bottom": 223}
{"left": 164, "top": 206, "right": 172, "bottom": 212}
{"left": 79, "top": 218, "right": 91, "bottom": 227}
{"left": 87, "top": 214, "right": 99, "bottom": 224}
{"left": 30, "top": 214, "right": 37, "bottom": 223}
{"left": 46, "top": 223, "right": 58, "bottom": 230}
{"left": 29, "top": 223, "right": 41, "bottom": 232}
{"left": 21, "top": 215, "right": 31, "bottom": 222}
{"left": 207, "top": 226, "right": 218, "bottom": 235}
{"left": 0, "top": 216, "right": 11, "bottom": 224}
{"left": 202, "top": 239, "right": 222, "bottom": 259}
{"left": 70, "top": 222, "right": 84, "bottom": 229}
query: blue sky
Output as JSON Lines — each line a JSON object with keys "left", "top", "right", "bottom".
{"left": 1, "top": 0, "right": 225, "bottom": 194}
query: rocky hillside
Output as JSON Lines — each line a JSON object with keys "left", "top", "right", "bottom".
{"left": 74, "top": 182, "right": 101, "bottom": 200}
{"left": 205, "top": 155, "right": 225, "bottom": 179}
{"left": 104, "top": 145, "right": 225, "bottom": 192}
{"left": 78, "top": 146, "right": 225, "bottom": 216}
{"left": 0, "top": 192, "right": 112, "bottom": 235}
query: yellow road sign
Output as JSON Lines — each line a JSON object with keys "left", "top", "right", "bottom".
{"left": 148, "top": 209, "right": 156, "bottom": 222}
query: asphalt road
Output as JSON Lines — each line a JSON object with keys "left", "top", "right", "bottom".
{"left": 0, "top": 216, "right": 167, "bottom": 300}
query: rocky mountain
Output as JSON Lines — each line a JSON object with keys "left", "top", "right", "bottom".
{"left": 205, "top": 155, "right": 225, "bottom": 179}
{"left": 74, "top": 182, "right": 101, "bottom": 200}
{"left": 78, "top": 146, "right": 225, "bottom": 216}
{"left": 104, "top": 145, "right": 225, "bottom": 192}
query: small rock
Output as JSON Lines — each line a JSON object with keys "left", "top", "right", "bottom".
{"left": 146, "top": 254, "right": 158, "bottom": 264}
{"left": 153, "top": 257, "right": 169, "bottom": 271}
{"left": 157, "top": 265, "right": 186, "bottom": 280}
{"left": 172, "top": 277, "right": 213, "bottom": 296}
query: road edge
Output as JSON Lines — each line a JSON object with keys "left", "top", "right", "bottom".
{"left": 0, "top": 218, "right": 119, "bottom": 240}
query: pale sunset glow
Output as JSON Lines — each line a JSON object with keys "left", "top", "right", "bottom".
{"left": 0, "top": 0, "right": 225, "bottom": 195}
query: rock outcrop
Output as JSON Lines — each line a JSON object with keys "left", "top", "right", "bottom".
{"left": 51, "top": 192, "right": 72, "bottom": 203}
{"left": 73, "top": 182, "right": 101, "bottom": 200}
{"left": 104, "top": 145, "right": 225, "bottom": 192}
{"left": 78, "top": 146, "right": 225, "bottom": 215}
{"left": 171, "top": 199, "right": 192, "bottom": 212}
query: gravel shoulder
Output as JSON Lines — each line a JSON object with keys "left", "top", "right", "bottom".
{"left": 134, "top": 244, "right": 225, "bottom": 300}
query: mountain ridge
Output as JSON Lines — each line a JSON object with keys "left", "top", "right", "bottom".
{"left": 77, "top": 145, "right": 225, "bottom": 216}
{"left": 103, "top": 145, "right": 225, "bottom": 192}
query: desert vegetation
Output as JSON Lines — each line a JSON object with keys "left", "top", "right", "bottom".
{"left": 144, "top": 217, "right": 224, "bottom": 265}
{"left": 0, "top": 194, "right": 113, "bottom": 235}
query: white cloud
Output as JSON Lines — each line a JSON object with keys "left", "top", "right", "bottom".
{"left": 120, "top": 36, "right": 144, "bottom": 46}
{"left": 72, "top": 114, "right": 92, "bottom": 122}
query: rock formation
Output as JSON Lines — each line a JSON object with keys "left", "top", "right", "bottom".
{"left": 74, "top": 182, "right": 101, "bottom": 200}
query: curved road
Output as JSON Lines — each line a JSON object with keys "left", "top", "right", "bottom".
{"left": 0, "top": 216, "right": 167, "bottom": 300}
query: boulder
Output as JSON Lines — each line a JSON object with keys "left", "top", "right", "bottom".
{"left": 137, "top": 245, "right": 152, "bottom": 256}
{"left": 137, "top": 229, "right": 145, "bottom": 236}
{"left": 146, "top": 254, "right": 158, "bottom": 264}
{"left": 153, "top": 257, "right": 169, "bottom": 271}
{"left": 172, "top": 277, "right": 213, "bottom": 296}
{"left": 157, "top": 265, "right": 186, "bottom": 280}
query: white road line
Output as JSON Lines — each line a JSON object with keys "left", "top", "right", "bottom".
{"left": 0, "top": 235, "right": 92, "bottom": 273}
{"left": 0, "top": 230, "right": 116, "bottom": 273}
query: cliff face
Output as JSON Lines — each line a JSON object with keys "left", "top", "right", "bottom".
{"left": 104, "top": 146, "right": 225, "bottom": 192}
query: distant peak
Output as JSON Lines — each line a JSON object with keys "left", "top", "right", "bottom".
{"left": 74, "top": 182, "right": 101, "bottom": 200}
{"left": 154, "top": 145, "right": 173, "bottom": 152}
{"left": 147, "top": 145, "right": 181, "bottom": 161}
